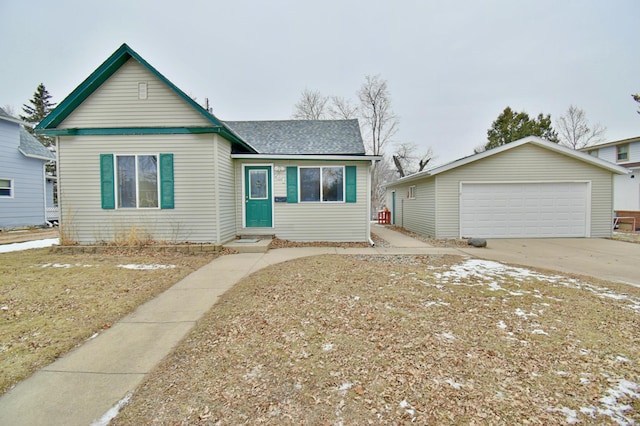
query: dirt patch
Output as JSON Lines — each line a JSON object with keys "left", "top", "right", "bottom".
{"left": 113, "top": 255, "right": 640, "bottom": 425}
{"left": 386, "top": 225, "right": 470, "bottom": 247}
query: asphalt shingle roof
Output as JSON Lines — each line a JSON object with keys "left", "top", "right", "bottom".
{"left": 223, "top": 119, "right": 365, "bottom": 155}
{"left": 19, "top": 128, "right": 55, "bottom": 160}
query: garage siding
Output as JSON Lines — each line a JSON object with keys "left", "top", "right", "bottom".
{"left": 435, "top": 144, "right": 613, "bottom": 238}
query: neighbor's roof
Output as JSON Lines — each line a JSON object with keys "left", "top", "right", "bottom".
{"left": 0, "top": 107, "right": 27, "bottom": 126}
{"left": 224, "top": 119, "right": 366, "bottom": 155}
{"left": 578, "top": 135, "right": 640, "bottom": 151}
{"left": 387, "top": 136, "right": 629, "bottom": 187}
{"left": 19, "top": 128, "right": 55, "bottom": 161}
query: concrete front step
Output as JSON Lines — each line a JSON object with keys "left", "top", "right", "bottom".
{"left": 223, "top": 237, "right": 272, "bottom": 253}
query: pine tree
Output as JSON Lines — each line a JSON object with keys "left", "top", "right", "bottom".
{"left": 20, "top": 83, "right": 57, "bottom": 174}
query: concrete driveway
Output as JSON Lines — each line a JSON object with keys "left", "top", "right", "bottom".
{"left": 458, "top": 238, "right": 640, "bottom": 287}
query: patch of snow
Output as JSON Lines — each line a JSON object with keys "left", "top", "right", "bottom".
{"left": 0, "top": 238, "right": 59, "bottom": 253}
{"left": 91, "top": 392, "right": 132, "bottom": 426}
{"left": 580, "top": 377, "right": 590, "bottom": 385}
{"left": 445, "top": 378, "right": 464, "bottom": 389}
{"left": 515, "top": 308, "right": 537, "bottom": 319}
{"left": 548, "top": 406, "right": 579, "bottom": 424}
{"left": 497, "top": 320, "right": 507, "bottom": 329}
{"left": 117, "top": 264, "right": 176, "bottom": 270}
{"left": 399, "top": 399, "right": 416, "bottom": 417}
{"left": 531, "top": 329, "right": 549, "bottom": 335}
{"left": 337, "top": 382, "right": 352, "bottom": 392}
{"left": 322, "top": 343, "right": 334, "bottom": 352}
{"left": 436, "top": 332, "right": 456, "bottom": 341}
{"left": 578, "top": 378, "right": 640, "bottom": 425}
{"left": 615, "top": 356, "right": 630, "bottom": 363}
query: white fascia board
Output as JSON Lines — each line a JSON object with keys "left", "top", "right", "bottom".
{"left": 231, "top": 154, "right": 383, "bottom": 161}
{"left": 18, "top": 148, "right": 56, "bottom": 162}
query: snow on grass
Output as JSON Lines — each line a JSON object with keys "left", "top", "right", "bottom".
{"left": 575, "top": 378, "right": 640, "bottom": 425}
{"left": 91, "top": 392, "right": 132, "bottom": 426}
{"left": 117, "top": 264, "right": 176, "bottom": 270}
{"left": 0, "top": 238, "right": 59, "bottom": 253}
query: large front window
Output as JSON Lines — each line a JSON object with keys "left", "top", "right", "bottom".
{"left": 116, "top": 155, "right": 158, "bottom": 208}
{"left": 300, "top": 166, "right": 344, "bottom": 202}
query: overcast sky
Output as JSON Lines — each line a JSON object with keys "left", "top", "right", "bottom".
{"left": 1, "top": 0, "right": 638, "bottom": 165}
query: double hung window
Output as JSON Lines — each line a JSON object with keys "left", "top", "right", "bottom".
{"left": 0, "top": 178, "right": 13, "bottom": 197}
{"left": 300, "top": 166, "right": 344, "bottom": 202}
{"left": 116, "top": 155, "right": 159, "bottom": 208}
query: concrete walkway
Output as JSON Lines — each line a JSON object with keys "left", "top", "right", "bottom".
{"left": 0, "top": 227, "right": 459, "bottom": 426}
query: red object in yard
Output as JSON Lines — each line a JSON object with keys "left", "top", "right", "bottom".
{"left": 377, "top": 210, "right": 390, "bottom": 224}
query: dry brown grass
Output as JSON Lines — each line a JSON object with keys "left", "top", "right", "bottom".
{"left": 0, "top": 247, "right": 219, "bottom": 395}
{"left": 113, "top": 254, "right": 640, "bottom": 425}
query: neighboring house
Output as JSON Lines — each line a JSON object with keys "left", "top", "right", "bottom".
{"left": 36, "top": 44, "right": 379, "bottom": 245}
{"left": 0, "top": 108, "right": 56, "bottom": 229}
{"left": 386, "top": 137, "right": 628, "bottom": 239}
{"left": 580, "top": 136, "right": 640, "bottom": 212}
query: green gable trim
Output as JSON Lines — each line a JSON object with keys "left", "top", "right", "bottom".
{"left": 159, "top": 153, "right": 174, "bottom": 209}
{"left": 35, "top": 43, "right": 255, "bottom": 153}
{"left": 286, "top": 166, "right": 298, "bottom": 203}
{"left": 100, "top": 154, "right": 115, "bottom": 209}
{"left": 40, "top": 127, "right": 223, "bottom": 136}
{"left": 345, "top": 165, "right": 356, "bottom": 203}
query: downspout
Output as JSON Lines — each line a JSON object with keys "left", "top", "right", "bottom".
{"left": 367, "top": 159, "right": 375, "bottom": 247}
{"left": 42, "top": 162, "right": 52, "bottom": 227}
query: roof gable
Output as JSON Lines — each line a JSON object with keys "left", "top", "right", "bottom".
{"left": 579, "top": 135, "right": 640, "bottom": 151}
{"left": 0, "top": 107, "right": 27, "bottom": 126}
{"left": 224, "top": 120, "right": 365, "bottom": 155}
{"left": 390, "top": 136, "right": 629, "bottom": 186}
{"left": 35, "top": 43, "right": 254, "bottom": 151}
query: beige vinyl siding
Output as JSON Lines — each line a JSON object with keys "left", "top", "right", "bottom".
{"left": 215, "top": 138, "right": 237, "bottom": 243}
{"left": 59, "top": 59, "right": 211, "bottom": 128}
{"left": 435, "top": 144, "right": 614, "bottom": 238}
{"left": 58, "top": 133, "right": 221, "bottom": 244}
{"left": 235, "top": 160, "right": 370, "bottom": 242}
{"left": 387, "top": 180, "right": 436, "bottom": 236}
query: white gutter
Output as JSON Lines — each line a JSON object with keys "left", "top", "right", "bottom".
{"left": 231, "top": 153, "right": 382, "bottom": 162}
{"left": 367, "top": 159, "right": 375, "bottom": 247}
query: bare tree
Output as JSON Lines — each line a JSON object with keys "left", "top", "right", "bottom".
{"left": 328, "top": 96, "right": 358, "bottom": 119}
{"left": 292, "top": 89, "right": 329, "bottom": 120}
{"left": 357, "top": 75, "right": 398, "bottom": 156}
{"left": 392, "top": 142, "right": 433, "bottom": 177}
{"left": 633, "top": 93, "right": 640, "bottom": 114}
{"left": 556, "top": 105, "right": 606, "bottom": 149}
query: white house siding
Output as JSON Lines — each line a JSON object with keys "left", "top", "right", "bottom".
{"left": 234, "top": 160, "right": 370, "bottom": 242}
{"left": 57, "top": 133, "right": 224, "bottom": 244}
{"left": 614, "top": 171, "right": 640, "bottom": 211}
{"left": 0, "top": 120, "right": 48, "bottom": 228}
{"left": 435, "top": 144, "right": 614, "bottom": 238}
{"left": 59, "top": 59, "right": 211, "bottom": 129}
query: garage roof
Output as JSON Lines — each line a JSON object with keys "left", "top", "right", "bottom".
{"left": 388, "top": 136, "right": 630, "bottom": 186}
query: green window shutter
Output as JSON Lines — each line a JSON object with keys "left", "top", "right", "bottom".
{"left": 100, "top": 154, "right": 115, "bottom": 209}
{"left": 159, "top": 153, "right": 174, "bottom": 209}
{"left": 345, "top": 165, "right": 357, "bottom": 203}
{"left": 286, "top": 166, "right": 298, "bottom": 203}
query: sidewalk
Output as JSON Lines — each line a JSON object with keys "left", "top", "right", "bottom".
{"left": 0, "top": 227, "right": 463, "bottom": 425}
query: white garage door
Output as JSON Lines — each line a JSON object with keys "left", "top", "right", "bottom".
{"left": 460, "top": 182, "right": 589, "bottom": 238}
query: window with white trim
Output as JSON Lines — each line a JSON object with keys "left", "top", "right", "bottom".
{"left": 0, "top": 178, "right": 13, "bottom": 197}
{"left": 116, "top": 155, "right": 159, "bottom": 208}
{"left": 299, "top": 166, "right": 344, "bottom": 202}
{"left": 408, "top": 185, "right": 416, "bottom": 199}
{"left": 617, "top": 144, "right": 629, "bottom": 162}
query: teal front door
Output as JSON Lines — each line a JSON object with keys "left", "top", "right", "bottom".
{"left": 244, "top": 166, "right": 272, "bottom": 227}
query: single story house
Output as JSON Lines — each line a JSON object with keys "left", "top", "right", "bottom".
{"left": 0, "top": 108, "right": 56, "bottom": 229}
{"left": 386, "top": 137, "right": 628, "bottom": 239}
{"left": 581, "top": 136, "right": 640, "bottom": 212}
{"left": 36, "top": 44, "right": 379, "bottom": 245}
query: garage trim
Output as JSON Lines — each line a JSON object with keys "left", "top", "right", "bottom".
{"left": 458, "top": 180, "right": 592, "bottom": 238}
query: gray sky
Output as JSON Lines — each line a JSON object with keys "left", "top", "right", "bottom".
{"left": 1, "top": 0, "right": 638, "bottom": 165}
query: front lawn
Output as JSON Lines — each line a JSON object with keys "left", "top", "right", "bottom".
{"left": 113, "top": 254, "right": 640, "bottom": 424}
{"left": 0, "top": 248, "right": 218, "bottom": 395}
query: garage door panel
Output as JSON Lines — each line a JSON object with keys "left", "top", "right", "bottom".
{"left": 460, "top": 182, "right": 588, "bottom": 238}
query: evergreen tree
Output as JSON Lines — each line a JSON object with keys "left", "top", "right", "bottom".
{"left": 479, "top": 107, "right": 558, "bottom": 152}
{"left": 20, "top": 83, "right": 57, "bottom": 174}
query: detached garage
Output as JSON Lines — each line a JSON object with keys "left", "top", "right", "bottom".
{"left": 386, "top": 137, "right": 629, "bottom": 239}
